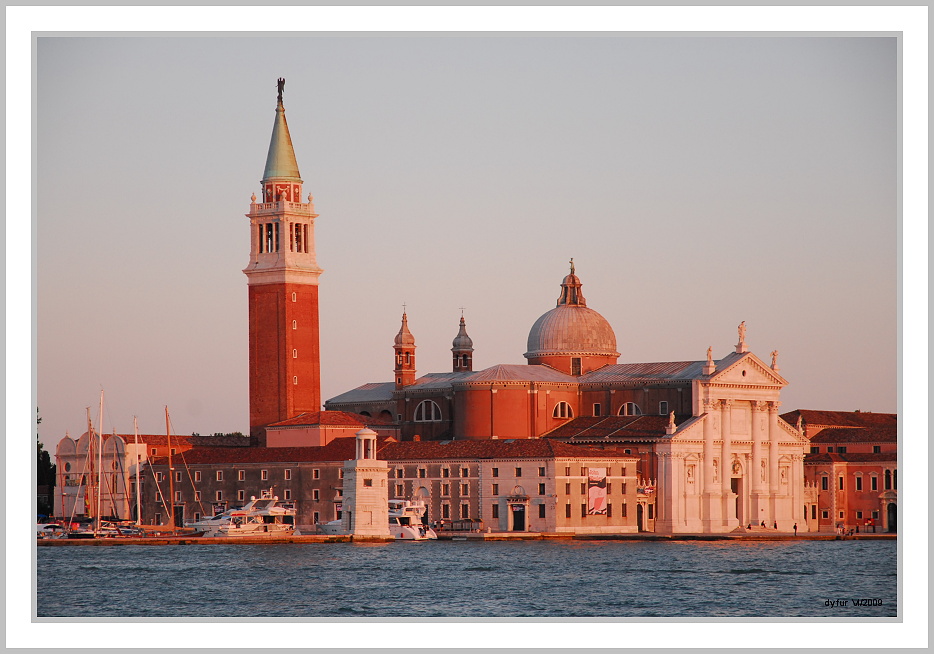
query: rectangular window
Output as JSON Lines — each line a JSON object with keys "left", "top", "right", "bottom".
{"left": 238, "top": 470, "right": 245, "bottom": 481}
{"left": 810, "top": 446, "right": 819, "bottom": 454}
{"left": 395, "top": 468, "right": 403, "bottom": 479}
{"left": 442, "top": 468, "right": 450, "bottom": 478}
{"left": 624, "top": 449, "right": 631, "bottom": 455}
{"left": 338, "top": 469, "right": 344, "bottom": 479}
{"left": 313, "top": 468, "right": 320, "bottom": 479}
{"left": 855, "top": 477, "right": 863, "bottom": 491}
{"left": 238, "top": 490, "right": 245, "bottom": 501}
{"left": 571, "top": 357, "right": 582, "bottom": 375}
{"left": 261, "top": 470, "right": 269, "bottom": 481}
{"left": 837, "top": 446, "right": 847, "bottom": 454}
{"left": 839, "top": 511, "right": 844, "bottom": 519}
{"left": 460, "top": 467, "right": 469, "bottom": 478}
{"left": 581, "top": 483, "right": 586, "bottom": 494}
{"left": 491, "top": 468, "right": 499, "bottom": 478}
{"left": 821, "top": 476, "right": 829, "bottom": 491}
{"left": 621, "top": 502, "right": 627, "bottom": 518}
{"left": 538, "top": 483, "right": 545, "bottom": 495}
{"left": 194, "top": 471, "right": 201, "bottom": 482}
{"left": 155, "top": 513, "right": 161, "bottom": 525}
{"left": 539, "top": 504, "right": 546, "bottom": 519}
{"left": 492, "top": 484, "right": 498, "bottom": 496}
{"left": 838, "top": 477, "right": 844, "bottom": 490}
{"left": 538, "top": 467, "right": 546, "bottom": 477}
{"left": 442, "top": 483, "right": 450, "bottom": 497}
{"left": 170, "top": 449, "right": 176, "bottom": 456}
{"left": 565, "top": 482, "right": 571, "bottom": 495}
{"left": 822, "top": 510, "right": 829, "bottom": 519}
{"left": 565, "top": 503, "right": 571, "bottom": 518}
{"left": 215, "top": 491, "right": 223, "bottom": 501}
{"left": 284, "top": 469, "right": 292, "bottom": 480}
{"left": 872, "top": 445, "right": 881, "bottom": 454}
{"left": 175, "top": 471, "right": 182, "bottom": 483}
{"left": 580, "top": 467, "right": 587, "bottom": 476}
{"left": 827, "top": 447, "right": 834, "bottom": 453}
{"left": 607, "top": 503, "right": 612, "bottom": 517}
{"left": 491, "top": 503, "right": 500, "bottom": 519}
{"left": 461, "top": 483, "right": 469, "bottom": 496}
{"left": 151, "top": 448, "right": 157, "bottom": 456}
{"left": 581, "top": 503, "right": 587, "bottom": 517}
{"left": 593, "top": 403, "right": 601, "bottom": 416}
{"left": 515, "top": 467, "right": 522, "bottom": 477}
{"left": 871, "top": 476, "right": 878, "bottom": 491}
{"left": 193, "top": 512, "right": 201, "bottom": 522}
{"left": 659, "top": 401, "right": 668, "bottom": 415}
{"left": 155, "top": 493, "right": 161, "bottom": 502}
{"left": 194, "top": 490, "right": 201, "bottom": 502}
{"left": 856, "top": 510, "right": 863, "bottom": 519}
{"left": 606, "top": 483, "right": 612, "bottom": 494}
{"left": 156, "top": 472, "right": 164, "bottom": 482}
{"left": 313, "top": 489, "right": 320, "bottom": 501}
{"left": 418, "top": 469, "right": 426, "bottom": 479}
{"left": 216, "top": 471, "right": 223, "bottom": 481}
{"left": 461, "top": 504, "right": 469, "bottom": 519}
{"left": 395, "top": 484, "right": 403, "bottom": 496}
{"left": 284, "top": 489, "right": 292, "bottom": 500}
{"left": 622, "top": 467, "right": 627, "bottom": 476}
{"left": 363, "top": 479, "right": 373, "bottom": 487}
{"left": 174, "top": 491, "right": 181, "bottom": 502}
{"left": 564, "top": 466, "right": 571, "bottom": 476}
{"left": 811, "top": 505, "right": 817, "bottom": 520}
{"left": 647, "top": 504, "right": 654, "bottom": 519}
{"left": 872, "top": 510, "right": 879, "bottom": 519}
{"left": 313, "top": 511, "right": 320, "bottom": 524}
{"left": 442, "top": 503, "right": 450, "bottom": 519}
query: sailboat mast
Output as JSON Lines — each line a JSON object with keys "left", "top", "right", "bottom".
{"left": 134, "top": 417, "right": 142, "bottom": 527}
{"left": 96, "top": 390, "right": 104, "bottom": 532}
{"left": 165, "top": 407, "right": 176, "bottom": 532}
{"left": 85, "top": 407, "right": 93, "bottom": 523}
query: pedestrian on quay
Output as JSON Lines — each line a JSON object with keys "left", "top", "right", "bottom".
{"left": 793, "top": 523, "right": 797, "bottom": 536}
{"left": 773, "top": 521, "right": 777, "bottom": 529}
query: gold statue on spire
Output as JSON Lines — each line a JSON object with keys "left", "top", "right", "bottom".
{"left": 277, "top": 77, "right": 285, "bottom": 103}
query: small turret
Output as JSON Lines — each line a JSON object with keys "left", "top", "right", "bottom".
{"left": 393, "top": 311, "right": 416, "bottom": 389}
{"left": 451, "top": 314, "right": 474, "bottom": 372}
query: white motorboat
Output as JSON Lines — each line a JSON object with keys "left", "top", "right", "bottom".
{"left": 318, "top": 499, "right": 437, "bottom": 540}
{"left": 186, "top": 489, "right": 296, "bottom": 538}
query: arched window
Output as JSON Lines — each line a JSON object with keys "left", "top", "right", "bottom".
{"left": 553, "top": 401, "right": 573, "bottom": 419}
{"left": 618, "top": 403, "right": 643, "bottom": 416}
{"left": 414, "top": 400, "right": 442, "bottom": 422}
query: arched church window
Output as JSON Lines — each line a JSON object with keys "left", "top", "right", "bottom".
{"left": 618, "top": 403, "right": 643, "bottom": 416}
{"left": 553, "top": 401, "right": 573, "bottom": 419}
{"left": 414, "top": 400, "right": 442, "bottom": 422}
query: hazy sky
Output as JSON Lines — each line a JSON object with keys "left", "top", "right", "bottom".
{"left": 36, "top": 35, "right": 897, "bottom": 443}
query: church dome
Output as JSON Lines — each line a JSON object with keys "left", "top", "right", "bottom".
{"left": 524, "top": 261, "right": 619, "bottom": 360}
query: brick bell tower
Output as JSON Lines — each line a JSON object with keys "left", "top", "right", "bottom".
{"left": 244, "top": 78, "right": 322, "bottom": 442}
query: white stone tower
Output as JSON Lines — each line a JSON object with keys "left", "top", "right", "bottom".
{"left": 341, "top": 428, "right": 390, "bottom": 537}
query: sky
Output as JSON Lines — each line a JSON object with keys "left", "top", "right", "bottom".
{"left": 35, "top": 34, "right": 898, "bottom": 444}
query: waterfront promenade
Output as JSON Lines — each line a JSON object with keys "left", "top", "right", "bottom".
{"left": 36, "top": 531, "right": 895, "bottom": 546}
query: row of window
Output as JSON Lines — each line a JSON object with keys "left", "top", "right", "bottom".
{"left": 811, "top": 445, "right": 884, "bottom": 454}
{"left": 819, "top": 470, "right": 896, "bottom": 491}
{"left": 408, "top": 400, "right": 669, "bottom": 423}
{"left": 157, "top": 469, "right": 297, "bottom": 483}
{"left": 157, "top": 488, "right": 294, "bottom": 503}
{"left": 820, "top": 509, "right": 881, "bottom": 521}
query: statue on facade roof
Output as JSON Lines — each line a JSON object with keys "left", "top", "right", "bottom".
{"left": 738, "top": 321, "right": 746, "bottom": 343}
{"left": 668, "top": 411, "right": 676, "bottom": 429}
{"left": 569, "top": 258, "right": 575, "bottom": 275}
{"left": 277, "top": 77, "right": 285, "bottom": 103}
{"left": 770, "top": 349, "right": 779, "bottom": 368}
{"left": 706, "top": 346, "right": 713, "bottom": 366}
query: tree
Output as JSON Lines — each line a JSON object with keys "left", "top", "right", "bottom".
{"left": 36, "top": 408, "right": 56, "bottom": 516}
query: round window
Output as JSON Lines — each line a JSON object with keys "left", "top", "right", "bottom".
{"left": 64, "top": 462, "right": 71, "bottom": 472}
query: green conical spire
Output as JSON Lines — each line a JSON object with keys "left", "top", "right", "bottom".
{"left": 262, "top": 81, "right": 302, "bottom": 183}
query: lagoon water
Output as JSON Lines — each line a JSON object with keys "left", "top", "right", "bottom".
{"left": 37, "top": 539, "right": 896, "bottom": 618}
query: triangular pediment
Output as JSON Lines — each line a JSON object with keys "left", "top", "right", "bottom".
{"left": 709, "top": 352, "right": 787, "bottom": 387}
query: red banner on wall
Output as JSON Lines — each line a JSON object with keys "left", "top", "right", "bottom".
{"left": 588, "top": 468, "right": 607, "bottom": 515}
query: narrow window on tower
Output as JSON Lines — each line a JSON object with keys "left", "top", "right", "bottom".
{"left": 257, "top": 224, "right": 264, "bottom": 253}
{"left": 293, "top": 349, "right": 298, "bottom": 359}
{"left": 274, "top": 222, "right": 280, "bottom": 252}
{"left": 303, "top": 224, "right": 309, "bottom": 254}
{"left": 292, "top": 292, "right": 297, "bottom": 302}
{"left": 289, "top": 223, "right": 294, "bottom": 251}
{"left": 292, "top": 320, "right": 297, "bottom": 330}
{"left": 293, "top": 376, "right": 298, "bottom": 385}
{"left": 265, "top": 223, "right": 274, "bottom": 252}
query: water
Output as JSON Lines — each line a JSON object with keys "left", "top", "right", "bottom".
{"left": 36, "top": 540, "right": 896, "bottom": 618}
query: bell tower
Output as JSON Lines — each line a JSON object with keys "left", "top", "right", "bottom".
{"left": 244, "top": 79, "right": 322, "bottom": 440}
{"left": 393, "top": 311, "right": 417, "bottom": 389}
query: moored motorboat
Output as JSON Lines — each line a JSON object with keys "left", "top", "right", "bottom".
{"left": 320, "top": 499, "right": 437, "bottom": 540}
{"left": 185, "top": 489, "right": 296, "bottom": 538}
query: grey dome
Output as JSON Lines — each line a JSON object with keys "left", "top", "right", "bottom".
{"left": 525, "top": 304, "right": 618, "bottom": 358}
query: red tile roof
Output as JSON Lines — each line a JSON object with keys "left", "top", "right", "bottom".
{"left": 781, "top": 409, "right": 897, "bottom": 429}
{"left": 804, "top": 452, "right": 897, "bottom": 464}
{"left": 267, "top": 410, "right": 395, "bottom": 428}
{"left": 542, "top": 415, "right": 673, "bottom": 441}
{"left": 809, "top": 427, "right": 897, "bottom": 444}
{"left": 150, "top": 437, "right": 637, "bottom": 466}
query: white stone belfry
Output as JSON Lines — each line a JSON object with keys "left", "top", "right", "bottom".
{"left": 341, "top": 428, "right": 390, "bottom": 537}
